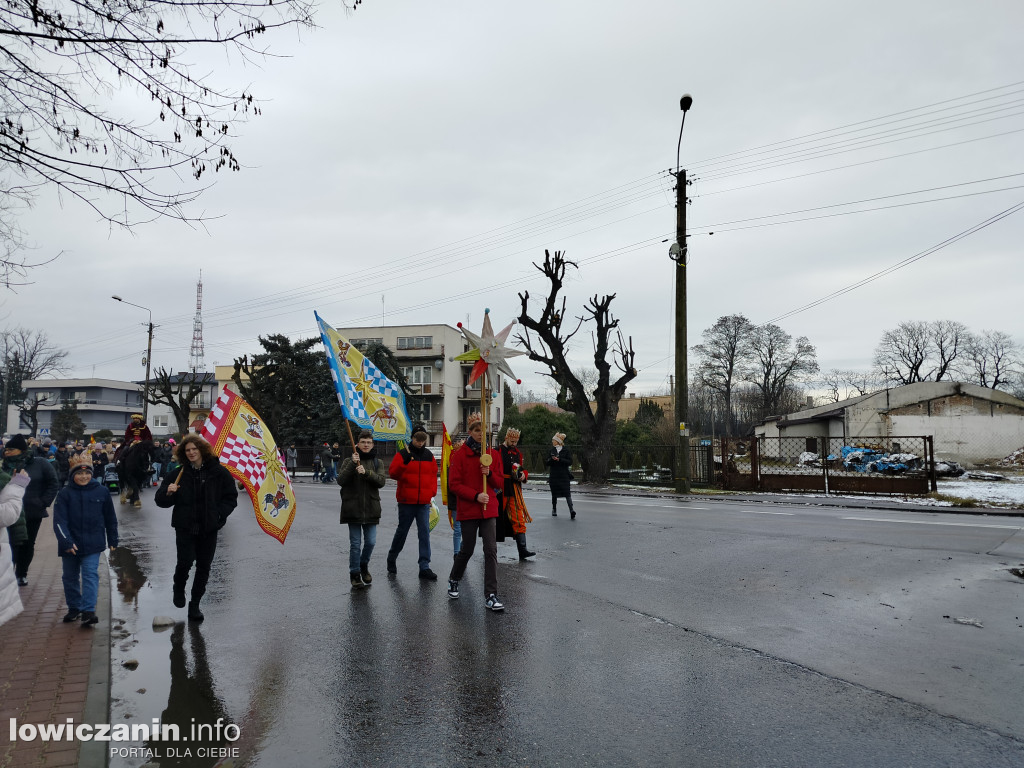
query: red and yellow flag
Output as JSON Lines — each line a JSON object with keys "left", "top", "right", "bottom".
{"left": 200, "top": 386, "right": 296, "bottom": 544}
{"left": 440, "top": 423, "right": 454, "bottom": 528}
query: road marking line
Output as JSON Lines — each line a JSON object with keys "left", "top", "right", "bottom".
{"left": 744, "top": 510, "right": 794, "bottom": 515}
{"left": 842, "top": 516, "right": 1022, "bottom": 530}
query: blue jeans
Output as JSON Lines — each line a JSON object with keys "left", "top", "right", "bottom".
{"left": 151, "top": 462, "right": 161, "bottom": 485}
{"left": 452, "top": 520, "right": 462, "bottom": 556}
{"left": 62, "top": 551, "right": 101, "bottom": 612}
{"left": 388, "top": 503, "right": 432, "bottom": 571}
{"left": 348, "top": 523, "right": 376, "bottom": 574}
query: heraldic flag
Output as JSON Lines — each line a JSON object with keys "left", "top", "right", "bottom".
{"left": 315, "top": 311, "right": 412, "bottom": 442}
{"left": 440, "top": 423, "right": 455, "bottom": 529}
{"left": 200, "top": 386, "right": 296, "bottom": 544}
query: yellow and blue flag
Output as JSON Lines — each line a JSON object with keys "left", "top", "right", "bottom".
{"left": 315, "top": 312, "right": 412, "bottom": 442}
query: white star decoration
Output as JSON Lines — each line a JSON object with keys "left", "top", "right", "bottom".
{"left": 456, "top": 309, "right": 525, "bottom": 386}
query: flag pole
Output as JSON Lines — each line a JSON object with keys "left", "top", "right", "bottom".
{"left": 480, "top": 371, "right": 489, "bottom": 507}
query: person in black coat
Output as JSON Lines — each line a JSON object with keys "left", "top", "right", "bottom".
{"left": 543, "top": 432, "right": 577, "bottom": 519}
{"left": 155, "top": 434, "right": 237, "bottom": 622}
{"left": 3, "top": 434, "right": 60, "bottom": 585}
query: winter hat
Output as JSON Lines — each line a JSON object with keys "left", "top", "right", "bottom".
{"left": 552, "top": 432, "right": 566, "bottom": 446}
{"left": 411, "top": 423, "right": 428, "bottom": 439}
{"left": 69, "top": 453, "right": 93, "bottom": 477}
{"left": 5, "top": 434, "right": 28, "bottom": 452}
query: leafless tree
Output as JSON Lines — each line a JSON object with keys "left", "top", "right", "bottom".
{"left": 516, "top": 250, "right": 637, "bottom": 482}
{"left": 0, "top": 327, "right": 69, "bottom": 433}
{"left": 0, "top": 0, "right": 363, "bottom": 284}
{"left": 959, "top": 330, "right": 1021, "bottom": 390}
{"left": 930, "top": 320, "right": 969, "bottom": 381}
{"left": 692, "top": 314, "right": 753, "bottom": 435}
{"left": 145, "top": 367, "right": 214, "bottom": 434}
{"left": 821, "top": 369, "right": 884, "bottom": 403}
{"left": 874, "top": 321, "right": 932, "bottom": 385}
{"left": 744, "top": 324, "right": 818, "bottom": 419}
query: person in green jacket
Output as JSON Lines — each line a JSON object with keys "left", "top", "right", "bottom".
{"left": 337, "top": 430, "right": 386, "bottom": 589}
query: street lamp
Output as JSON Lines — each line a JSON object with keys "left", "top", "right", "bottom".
{"left": 672, "top": 93, "right": 693, "bottom": 493}
{"left": 112, "top": 295, "right": 154, "bottom": 423}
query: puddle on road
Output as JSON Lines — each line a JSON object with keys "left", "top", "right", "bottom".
{"left": 108, "top": 546, "right": 241, "bottom": 768}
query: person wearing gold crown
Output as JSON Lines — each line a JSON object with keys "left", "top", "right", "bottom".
{"left": 447, "top": 412, "right": 505, "bottom": 611}
{"left": 53, "top": 453, "right": 119, "bottom": 625}
{"left": 497, "top": 427, "right": 534, "bottom": 560}
{"left": 123, "top": 413, "right": 153, "bottom": 446}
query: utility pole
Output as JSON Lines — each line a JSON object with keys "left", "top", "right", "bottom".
{"left": 672, "top": 94, "right": 693, "bottom": 493}
{"left": 143, "top": 319, "right": 153, "bottom": 424}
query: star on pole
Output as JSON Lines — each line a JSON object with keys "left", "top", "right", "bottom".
{"left": 454, "top": 309, "right": 525, "bottom": 387}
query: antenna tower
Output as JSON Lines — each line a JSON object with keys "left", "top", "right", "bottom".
{"left": 189, "top": 272, "right": 205, "bottom": 372}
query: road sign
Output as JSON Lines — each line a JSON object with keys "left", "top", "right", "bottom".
{"left": 38, "top": 428, "right": 50, "bottom": 436}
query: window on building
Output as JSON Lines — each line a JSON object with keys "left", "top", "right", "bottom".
{"left": 401, "top": 366, "right": 432, "bottom": 385}
{"left": 397, "top": 336, "right": 433, "bottom": 350}
{"left": 350, "top": 338, "right": 383, "bottom": 350}
{"left": 153, "top": 415, "right": 169, "bottom": 428}
{"left": 72, "top": 391, "right": 88, "bottom": 402}
{"left": 418, "top": 403, "right": 432, "bottom": 421}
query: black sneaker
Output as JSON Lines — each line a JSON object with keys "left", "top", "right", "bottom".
{"left": 172, "top": 588, "right": 186, "bottom": 609}
{"left": 360, "top": 568, "right": 372, "bottom": 586}
{"left": 350, "top": 573, "right": 364, "bottom": 589}
{"left": 447, "top": 579, "right": 460, "bottom": 599}
{"left": 62, "top": 610, "right": 81, "bottom": 623}
{"left": 485, "top": 594, "right": 505, "bottom": 612}
{"left": 386, "top": 559, "right": 397, "bottom": 574}
{"left": 80, "top": 611, "right": 99, "bottom": 625}
{"left": 16, "top": 576, "right": 27, "bottom": 586}
{"left": 419, "top": 569, "right": 438, "bottom": 581}
{"left": 187, "top": 603, "right": 204, "bottom": 622}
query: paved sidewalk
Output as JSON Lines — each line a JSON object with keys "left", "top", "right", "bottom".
{"left": 0, "top": 543, "right": 110, "bottom": 768}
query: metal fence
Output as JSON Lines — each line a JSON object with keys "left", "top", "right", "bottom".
{"left": 723, "top": 435, "right": 936, "bottom": 495}
{"left": 517, "top": 444, "right": 715, "bottom": 488}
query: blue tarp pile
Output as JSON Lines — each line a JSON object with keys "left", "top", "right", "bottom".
{"left": 828, "top": 446, "right": 920, "bottom": 474}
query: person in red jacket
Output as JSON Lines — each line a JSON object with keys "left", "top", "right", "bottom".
{"left": 123, "top": 414, "right": 153, "bottom": 446}
{"left": 447, "top": 412, "right": 505, "bottom": 612}
{"left": 385, "top": 423, "right": 439, "bottom": 580}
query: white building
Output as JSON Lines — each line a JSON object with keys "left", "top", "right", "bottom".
{"left": 10, "top": 378, "right": 144, "bottom": 438}
{"left": 754, "top": 381, "right": 1024, "bottom": 466}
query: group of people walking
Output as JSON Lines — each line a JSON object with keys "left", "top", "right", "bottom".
{"left": 0, "top": 417, "right": 237, "bottom": 630}
{"left": 338, "top": 416, "right": 577, "bottom": 614}
{"left": 0, "top": 413, "right": 579, "bottom": 629}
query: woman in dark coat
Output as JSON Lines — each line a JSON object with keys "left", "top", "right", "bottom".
{"left": 155, "top": 434, "right": 238, "bottom": 622}
{"left": 544, "top": 432, "right": 576, "bottom": 519}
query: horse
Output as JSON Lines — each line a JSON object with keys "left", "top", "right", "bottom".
{"left": 117, "top": 440, "right": 155, "bottom": 508}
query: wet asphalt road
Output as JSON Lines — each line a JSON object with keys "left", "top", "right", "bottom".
{"left": 105, "top": 481, "right": 1024, "bottom": 767}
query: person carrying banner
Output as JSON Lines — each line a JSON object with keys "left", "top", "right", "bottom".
{"left": 498, "top": 427, "right": 534, "bottom": 560}
{"left": 447, "top": 413, "right": 505, "bottom": 612}
{"left": 385, "top": 423, "right": 439, "bottom": 580}
{"left": 155, "top": 435, "right": 238, "bottom": 622}
{"left": 338, "top": 430, "right": 386, "bottom": 589}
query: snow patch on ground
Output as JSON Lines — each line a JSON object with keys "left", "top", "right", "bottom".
{"left": 937, "top": 476, "right": 1024, "bottom": 507}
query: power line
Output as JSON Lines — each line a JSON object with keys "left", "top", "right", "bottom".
{"left": 764, "top": 200, "right": 1024, "bottom": 325}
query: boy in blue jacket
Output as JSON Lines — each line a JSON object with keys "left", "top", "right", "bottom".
{"left": 53, "top": 454, "right": 118, "bottom": 625}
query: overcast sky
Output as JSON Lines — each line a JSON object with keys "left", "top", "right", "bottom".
{"left": 4, "top": 0, "right": 1023, "bottom": 402}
